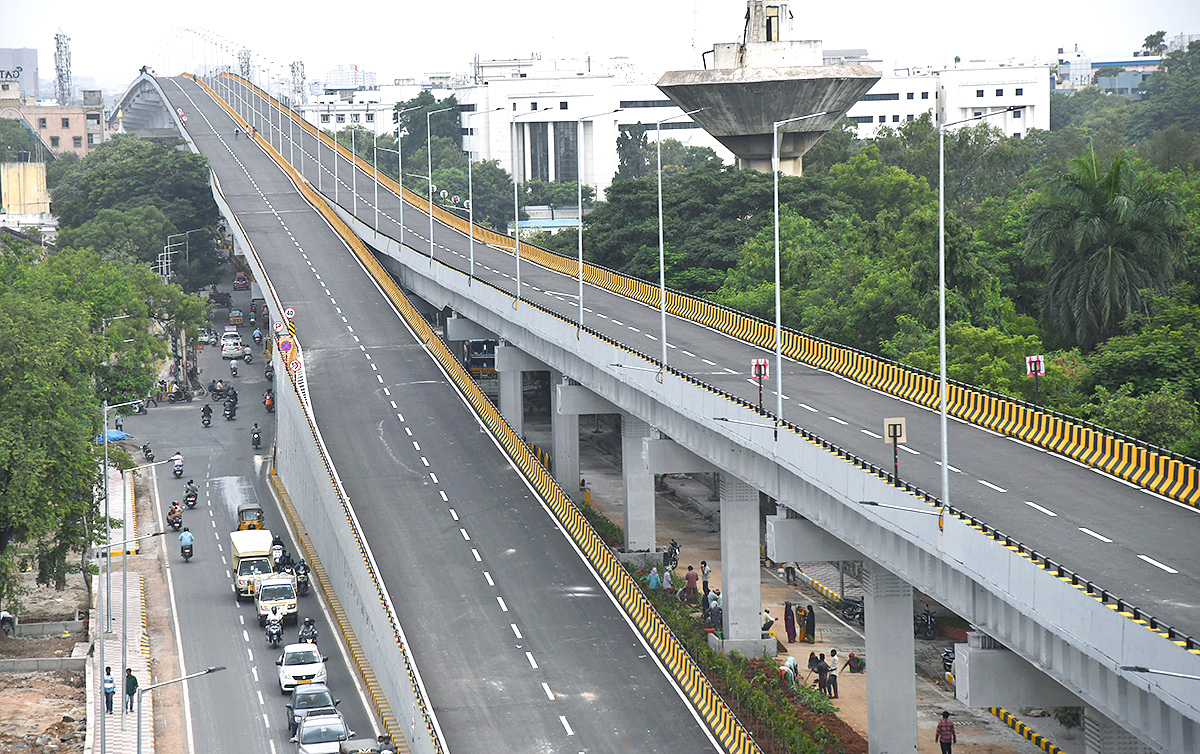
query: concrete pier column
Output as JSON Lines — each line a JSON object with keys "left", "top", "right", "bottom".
{"left": 621, "top": 414, "right": 657, "bottom": 552}
{"left": 719, "top": 474, "right": 761, "bottom": 645}
{"left": 495, "top": 344, "right": 543, "bottom": 439}
{"left": 863, "top": 562, "right": 918, "bottom": 754}
{"left": 550, "top": 373, "right": 580, "bottom": 502}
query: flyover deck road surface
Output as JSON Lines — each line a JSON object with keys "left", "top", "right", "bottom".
{"left": 214, "top": 76, "right": 1200, "bottom": 640}
{"left": 164, "top": 75, "right": 720, "bottom": 753}
{"left": 119, "top": 310, "right": 374, "bottom": 754}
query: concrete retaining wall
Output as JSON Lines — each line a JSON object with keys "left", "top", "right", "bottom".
{"left": 0, "top": 657, "right": 87, "bottom": 672}
{"left": 16, "top": 619, "right": 86, "bottom": 637}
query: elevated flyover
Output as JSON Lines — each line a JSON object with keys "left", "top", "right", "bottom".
{"left": 124, "top": 68, "right": 1200, "bottom": 753}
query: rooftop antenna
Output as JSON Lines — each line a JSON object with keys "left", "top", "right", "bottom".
{"left": 54, "top": 30, "right": 72, "bottom": 104}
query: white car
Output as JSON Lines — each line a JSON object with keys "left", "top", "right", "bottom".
{"left": 277, "top": 642, "right": 327, "bottom": 694}
{"left": 292, "top": 709, "right": 354, "bottom": 753}
{"left": 221, "top": 338, "right": 244, "bottom": 359}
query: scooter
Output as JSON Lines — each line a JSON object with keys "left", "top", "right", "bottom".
{"left": 298, "top": 622, "right": 318, "bottom": 645}
{"left": 251, "top": 429, "right": 262, "bottom": 449}
{"left": 202, "top": 414, "right": 211, "bottom": 427}
{"left": 253, "top": 331, "right": 262, "bottom": 346}
{"left": 243, "top": 348, "right": 253, "bottom": 364}
{"left": 209, "top": 331, "right": 218, "bottom": 346}
{"left": 265, "top": 620, "right": 283, "bottom": 649}
{"left": 663, "top": 539, "right": 680, "bottom": 571}
{"left": 264, "top": 364, "right": 275, "bottom": 382}
{"left": 295, "top": 570, "right": 310, "bottom": 597}
{"left": 167, "top": 512, "right": 183, "bottom": 531}
{"left": 181, "top": 543, "right": 193, "bottom": 562}
{"left": 941, "top": 648, "right": 956, "bottom": 674}
{"left": 133, "top": 400, "right": 148, "bottom": 415}
{"left": 184, "top": 491, "right": 198, "bottom": 509}
{"left": 224, "top": 403, "right": 235, "bottom": 421}
{"left": 141, "top": 444, "right": 154, "bottom": 462}
{"left": 168, "top": 389, "right": 192, "bottom": 403}
{"left": 229, "top": 360, "right": 239, "bottom": 377}
{"left": 173, "top": 459, "right": 184, "bottom": 478}
{"left": 263, "top": 393, "right": 274, "bottom": 413}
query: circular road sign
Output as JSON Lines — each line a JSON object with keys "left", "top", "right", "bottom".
{"left": 273, "top": 320, "right": 285, "bottom": 334}
{"left": 289, "top": 359, "right": 303, "bottom": 373}
{"left": 284, "top": 307, "right": 295, "bottom": 320}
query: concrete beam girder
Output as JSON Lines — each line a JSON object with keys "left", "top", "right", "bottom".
{"left": 444, "top": 315, "right": 496, "bottom": 343}
{"left": 642, "top": 437, "right": 720, "bottom": 476}
{"left": 956, "top": 638, "right": 1083, "bottom": 709}
{"left": 338, "top": 201, "right": 1200, "bottom": 754}
{"left": 556, "top": 383, "right": 620, "bottom": 417}
{"left": 495, "top": 343, "right": 547, "bottom": 374}
{"left": 765, "top": 514, "right": 861, "bottom": 562}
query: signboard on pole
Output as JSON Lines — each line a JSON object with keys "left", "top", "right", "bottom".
{"left": 752, "top": 359, "right": 769, "bottom": 381}
{"left": 884, "top": 417, "right": 907, "bottom": 445}
{"left": 1026, "top": 355, "right": 1045, "bottom": 377}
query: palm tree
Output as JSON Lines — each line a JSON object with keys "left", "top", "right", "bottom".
{"left": 1026, "top": 148, "right": 1183, "bottom": 349}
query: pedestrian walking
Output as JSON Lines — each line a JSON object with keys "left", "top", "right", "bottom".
{"left": 646, "top": 567, "right": 661, "bottom": 590}
{"left": 700, "top": 561, "right": 711, "bottom": 594}
{"left": 784, "top": 601, "right": 797, "bottom": 643}
{"left": 784, "top": 561, "right": 798, "bottom": 584}
{"left": 124, "top": 668, "right": 138, "bottom": 712}
{"left": 103, "top": 666, "right": 115, "bottom": 714}
{"left": 803, "top": 604, "right": 817, "bottom": 643}
{"left": 935, "top": 711, "right": 957, "bottom": 753}
{"left": 816, "top": 653, "right": 830, "bottom": 695}
{"left": 827, "top": 649, "right": 840, "bottom": 698}
{"left": 662, "top": 568, "right": 673, "bottom": 593}
{"left": 701, "top": 587, "right": 711, "bottom": 621}
{"left": 114, "top": 415, "right": 123, "bottom": 432}
{"left": 684, "top": 565, "right": 699, "bottom": 601}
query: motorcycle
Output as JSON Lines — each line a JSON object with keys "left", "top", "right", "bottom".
{"left": 941, "top": 648, "right": 956, "bottom": 674}
{"left": 663, "top": 539, "right": 680, "bottom": 571}
{"left": 914, "top": 608, "right": 938, "bottom": 639}
{"left": 202, "top": 414, "right": 211, "bottom": 427}
{"left": 841, "top": 597, "right": 865, "bottom": 626}
{"left": 263, "top": 392, "right": 274, "bottom": 413}
{"left": 173, "top": 459, "right": 184, "bottom": 478}
{"left": 141, "top": 444, "right": 154, "bottom": 462}
{"left": 133, "top": 400, "right": 148, "bottom": 415}
{"left": 298, "top": 623, "right": 318, "bottom": 645}
{"left": 253, "top": 331, "right": 263, "bottom": 346}
{"left": 265, "top": 620, "right": 283, "bottom": 648}
{"left": 184, "top": 491, "right": 198, "bottom": 509}
{"left": 252, "top": 429, "right": 262, "bottom": 449}
{"left": 224, "top": 403, "right": 235, "bottom": 421}
{"left": 242, "top": 348, "right": 253, "bottom": 364}
{"left": 295, "top": 570, "right": 310, "bottom": 597}
{"left": 270, "top": 543, "right": 284, "bottom": 565}
{"left": 168, "top": 388, "right": 192, "bottom": 403}
{"left": 208, "top": 331, "right": 218, "bottom": 346}
{"left": 264, "top": 364, "right": 275, "bottom": 381}
{"left": 210, "top": 386, "right": 228, "bottom": 402}
{"left": 181, "top": 543, "right": 193, "bottom": 562}
{"left": 167, "top": 512, "right": 183, "bottom": 531}
{"left": 229, "top": 360, "right": 239, "bottom": 377}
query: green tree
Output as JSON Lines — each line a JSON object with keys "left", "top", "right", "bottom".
{"left": 392, "top": 91, "right": 460, "bottom": 164}
{"left": 1139, "top": 124, "right": 1200, "bottom": 173}
{"left": 1084, "top": 286, "right": 1200, "bottom": 399}
{"left": 522, "top": 180, "right": 595, "bottom": 208}
{"left": 50, "top": 135, "right": 218, "bottom": 233}
{"left": 800, "top": 119, "right": 860, "bottom": 174}
{"left": 1143, "top": 31, "right": 1168, "bottom": 57}
{"left": 56, "top": 206, "right": 177, "bottom": 265}
{"left": 1025, "top": 149, "right": 1184, "bottom": 349}
{"left": 0, "top": 117, "right": 43, "bottom": 164}
{"left": 1086, "top": 382, "right": 1198, "bottom": 453}
{"left": 615, "top": 123, "right": 652, "bottom": 181}
{"left": 1092, "top": 66, "right": 1126, "bottom": 83}
{"left": 1129, "top": 41, "right": 1200, "bottom": 140}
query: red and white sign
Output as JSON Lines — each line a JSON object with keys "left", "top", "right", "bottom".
{"left": 273, "top": 320, "right": 285, "bottom": 334}
{"left": 290, "top": 359, "right": 303, "bottom": 372}
{"left": 752, "top": 358, "right": 769, "bottom": 381}
{"left": 284, "top": 307, "right": 296, "bottom": 320}
{"left": 1026, "top": 355, "right": 1045, "bottom": 377}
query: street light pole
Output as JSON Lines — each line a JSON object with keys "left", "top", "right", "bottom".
{"left": 656, "top": 107, "right": 706, "bottom": 370}
{"left": 510, "top": 107, "right": 544, "bottom": 307}
{"left": 372, "top": 107, "right": 379, "bottom": 232}
{"left": 937, "top": 106, "right": 1022, "bottom": 508}
{"left": 577, "top": 108, "right": 622, "bottom": 332}
{"left": 427, "top": 106, "right": 455, "bottom": 265}
{"left": 136, "top": 666, "right": 225, "bottom": 753}
{"left": 464, "top": 108, "right": 503, "bottom": 285}
{"left": 771, "top": 111, "right": 827, "bottom": 432}
{"left": 391, "top": 105, "right": 421, "bottom": 249}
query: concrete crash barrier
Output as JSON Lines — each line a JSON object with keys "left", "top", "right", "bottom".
{"left": 0, "top": 657, "right": 87, "bottom": 672}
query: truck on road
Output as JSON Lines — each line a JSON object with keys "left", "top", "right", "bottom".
{"left": 231, "top": 529, "right": 275, "bottom": 600}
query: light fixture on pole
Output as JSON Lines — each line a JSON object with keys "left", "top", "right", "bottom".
{"left": 510, "top": 106, "right": 545, "bottom": 307}
{"left": 656, "top": 107, "right": 707, "bottom": 371}
{"left": 771, "top": 110, "right": 828, "bottom": 431}
{"left": 464, "top": 107, "right": 504, "bottom": 284}
{"left": 352, "top": 120, "right": 358, "bottom": 218}
{"left": 1121, "top": 666, "right": 1200, "bottom": 681}
{"left": 937, "top": 105, "right": 1022, "bottom": 509}
{"left": 96, "top": 530, "right": 165, "bottom": 750}
{"left": 136, "top": 666, "right": 225, "bottom": 753}
{"left": 426, "top": 106, "right": 455, "bottom": 265}
{"left": 391, "top": 105, "right": 422, "bottom": 249}
{"left": 577, "top": 108, "right": 622, "bottom": 331}
{"left": 372, "top": 106, "right": 379, "bottom": 232}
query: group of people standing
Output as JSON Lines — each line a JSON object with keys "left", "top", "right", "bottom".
{"left": 780, "top": 601, "right": 817, "bottom": 644}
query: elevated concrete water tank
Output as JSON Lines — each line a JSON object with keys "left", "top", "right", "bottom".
{"left": 657, "top": 1, "right": 879, "bottom": 175}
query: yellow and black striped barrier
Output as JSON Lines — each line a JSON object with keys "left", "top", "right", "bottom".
{"left": 987, "top": 708, "right": 1062, "bottom": 754}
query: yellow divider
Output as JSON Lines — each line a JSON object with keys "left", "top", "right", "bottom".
{"left": 207, "top": 73, "right": 761, "bottom": 754}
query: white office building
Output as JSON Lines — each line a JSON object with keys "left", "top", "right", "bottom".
{"left": 845, "top": 61, "right": 1050, "bottom": 139}
{"left": 452, "top": 56, "right": 733, "bottom": 200}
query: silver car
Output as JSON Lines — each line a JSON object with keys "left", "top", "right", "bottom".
{"left": 292, "top": 709, "right": 354, "bottom": 754}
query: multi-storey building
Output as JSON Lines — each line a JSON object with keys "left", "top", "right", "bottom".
{"left": 1, "top": 82, "right": 108, "bottom": 158}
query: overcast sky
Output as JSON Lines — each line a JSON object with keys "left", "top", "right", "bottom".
{"left": 3, "top": 0, "right": 1199, "bottom": 93}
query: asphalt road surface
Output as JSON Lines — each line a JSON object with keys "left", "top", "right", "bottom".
{"left": 117, "top": 275, "right": 374, "bottom": 754}
{"left": 201, "top": 76, "right": 1200, "bottom": 641}
{"left": 163, "top": 75, "right": 720, "bottom": 754}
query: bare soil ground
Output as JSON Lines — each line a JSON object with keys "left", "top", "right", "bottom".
{"left": 0, "top": 670, "right": 86, "bottom": 753}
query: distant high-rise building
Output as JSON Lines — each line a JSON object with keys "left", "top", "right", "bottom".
{"left": 0, "top": 48, "right": 40, "bottom": 103}
{"left": 325, "top": 65, "right": 376, "bottom": 90}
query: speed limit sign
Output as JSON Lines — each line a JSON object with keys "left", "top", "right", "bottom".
{"left": 284, "top": 307, "right": 296, "bottom": 320}
{"left": 273, "top": 320, "right": 285, "bottom": 334}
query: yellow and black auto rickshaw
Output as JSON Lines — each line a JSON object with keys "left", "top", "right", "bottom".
{"left": 237, "top": 502, "right": 265, "bottom": 530}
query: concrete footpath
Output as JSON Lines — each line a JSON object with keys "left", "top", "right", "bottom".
{"left": 87, "top": 467, "right": 156, "bottom": 754}
{"left": 525, "top": 415, "right": 1080, "bottom": 754}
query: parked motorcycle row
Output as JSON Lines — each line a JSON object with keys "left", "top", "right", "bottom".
{"left": 839, "top": 598, "right": 941, "bottom": 640}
